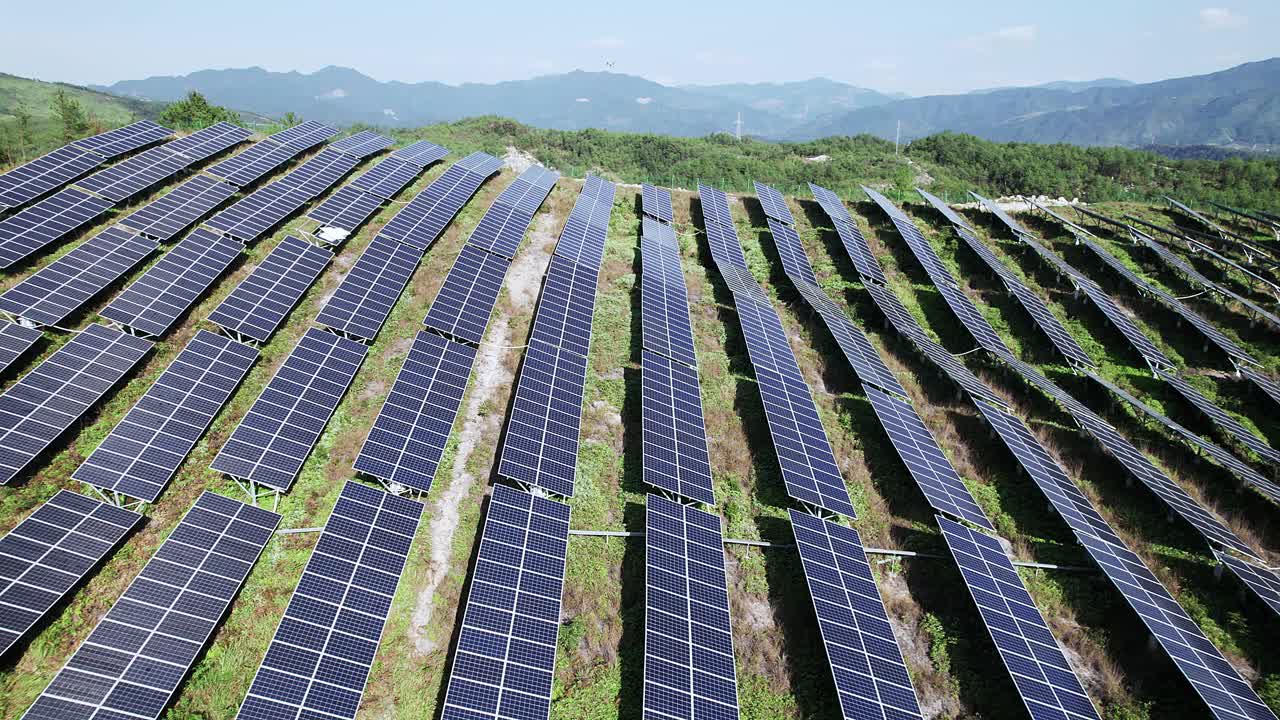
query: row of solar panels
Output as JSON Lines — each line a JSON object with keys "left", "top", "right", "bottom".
{"left": 808, "top": 186, "right": 1278, "bottom": 720}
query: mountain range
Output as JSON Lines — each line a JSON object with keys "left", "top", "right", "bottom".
{"left": 94, "top": 59, "right": 1280, "bottom": 149}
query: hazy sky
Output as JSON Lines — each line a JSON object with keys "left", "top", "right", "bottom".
{"left": 3, "top": 1, "right": 1276, "bottom": 95}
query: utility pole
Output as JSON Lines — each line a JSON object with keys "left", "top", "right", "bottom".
{"left": 735, "top": 112, "right": 743, "bottom": 142}
{"left": 895, "top": 120, "right": 901, "bottom": 155}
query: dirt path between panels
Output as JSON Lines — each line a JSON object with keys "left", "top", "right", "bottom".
{"left": 407, "top": 210, "right": 559, "bottom": 653}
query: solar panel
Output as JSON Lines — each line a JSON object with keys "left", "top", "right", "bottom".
{"left": 305, "top": 185, "right": 384, "bottom": 236}
{"left": 1157, "top": 369, "right": 1280, "bottom": 465}
{"left": 0, "top": 146, "right": 103, "bottom": 209}
{"left": 1076, "top": 532, "right": 1277, "bottom": 720}
{"left": 349, "top": 156, "right": 425, "bottom": 200}
{"left": 117, "top": 175, "right": 238, "bottom": 241}
{"left": 864, "top": 187, "right": 962, "bottom": 290}
{"left": 493, "top": 165, "right": 558, "bottom": 214}
{"left": 528, "top": 256, "right": 598, "bottom": 359}
{"left": 0, "top": 226, "right": 158, "bottom": 327}
{"left": 865, "top": 381, "right": 996, "bottom": 530}
{"left": 930, "top": 283, "right": 1010, "bottom": 354}
{"left": 100, "top": 228, "right": 241, "bottom": 337}
{"left": 788, "top": 510, "right": 923, "bottom": 720}
{"left": 440, "top": 484, "right": 570, "bottom": 720}
{"left": 935, "top": 518, "right": 1101, "bottom": 720}
{"left": 69, "top": 120, "right": 173, "bottom": 159}
{"left": 640, "top": 235, "right": 698, "bottom": 368}
{"left": 1214, "top": 551, "right": 1280, "bottom": 617}
{"left": 314, "top": 235, "right": 420, "bottom": 341}
{"left": 1241, "top": 366, "right": 1280, "bottom": 409}
{"left": 642, "top": 215, "right": 677, "bottom": 245}
{"left": 642, "top": 183, "right": 674, "bottom": 224}
{"left": 792, "top": 280, "right": 905, "bottom": 397}
{"left": 422, "top": 245, "right": 511, "bottom": 344}
{"left": 205, "top": 181, "right": 313, "bottom": 243}
{"left": 555, "top": 214, "right": 609, "bottom": 269}
{"left": 736, "top": 295, "right": 856, "bottom": 518}
{"left": 163, "top": 121, "right": 253, "bottom": 164}
{"left": 0, "top": 188, "right": 115, "bottom": 269}
{"left": 466, "top": 200, "right": 539, "bottom": 261}
{"left": 205, "top": 141, "right": 304, "bottom": 188}
{"left": 766, "top": 218, "right": 819, "bottom": 286}
{"left": 754, "top": 181, "right": 795, "bottom": 226}
{"left": 236, "top": 481, "right": 421, "bottom": 720}
{"left": 808, "top": 183, "right": 854, "bottom": 225}
{"left": 973, "top": 400, "right": 1126, "bottom": 547}
{"left": 0, "top": 321, "right": 42, "bottom": 376}
{"left": 389, "top": 140, "right": 449, "bottom": 168}
{"left": 497, "top": 338, "right": 589, "bottom": 497}
{"left": 0, "top": 490, "right": 142, "bottom": 657}
{"left": 207, "top": 235, "right": 333, "bottom": 343}
{"left": 211, "top": 328, "right": 367, "bottom": 491}
{"left": 643, "top": 495, "right": 738, "bottom": 719}
{"left": 0, "top": 324, "right": 151, "bottom": 485}
{"left": 378, "top": 157, "right": 497, "bottom": 251}
{"left": 642, "top": 351, "right": 714, "bottom": 504}
{"left": 915, "top": 188, "right": 974, "bottom": 231}
{"left": 716, "top": 263, "right": 770, "bottom": 305}
{"left": 21, "top": 491, "right": 279, "bottom": 720}
{"left": 454, "top": 151, "right": 504, "bottom": 180}
{"left": 328, "top": 129, "right": 394, "bottom": 159}
{"left": 276, "top": 147, "right": 361, "bottom": 198}
{"left": 267, "top": 120, "right": 339, "bottom": 152}
{"left": 832, "top": 219, "right": 888, "bottom": 285}
{"left": 1135, "top": 234, "right": 1280, "bottom": 330}
{"left": 1086, "top": 370, "right": 1280, "bottom": 506}
{"left": 72, "top": 331, "right": 258, "bottom": 502}
{"left": 354, "top": 331, "right": 476, "bottom": 493}
{"left": 970, "top": 192, "right": 1032, "bottom": 238}
{"left": 580, "top": 173, "right": 611, "bottom": 201}
{"left": 74, "top": 146, "right": 189, "bottom": 202}
{"left": 697, "top": 184, "right": 734, "bottom": 230}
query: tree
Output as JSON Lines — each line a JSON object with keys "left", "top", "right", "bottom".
{"left": 11, "top": 103, "right": 32, "bottom": 161}
{"left": 159, "top": 91, "right": 240, "bottom": 129}
{"left": 52, "top": 89, "right": 89, "bottom": 143}
{"left": 279, "top": 111, "right": 301, "bottom": 128}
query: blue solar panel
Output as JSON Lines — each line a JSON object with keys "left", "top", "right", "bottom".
{"left": 808, "top": 183, "right": 852, "bottom": 226}
{"left": 349, "top": 156, "right": 426, "bottom": 201}
{"left": 205, "top": 181, "right": 313, "bottom": 243}
{"left": 0, "top": 145, "right": 103, "bottom": 210}
{"left": 0, "top": 321, "right": 41, "bottom": 376}
{"left": 69, "top": 120, "right": 173, "bottom": 159}
{"left": 753, "top": 181, "right": 795, "bottom": 226}
{"left": 266, "top": 120, "right": 339, "bottom": 152}
{"left": 205, "top": 141, "right": 306, "bottom": 188}
{"left": 640, "top": 235, "right": 698, "bottom": 368}
{"left": 162, "top": 121, "right": 253, "bottom": 164}
{"left": 314, "top": 235, "right": 421, "bottom": 341}
{"left": 644, "top": 495, "right": 739, "bottom": 720}
{"left": 529, "top": 256, "right": 598, "bottom": 359}
{"left": 275, "top": 147, "right": 361, "bottom": 198}
{"left": 118, "top": 174, "right": 239, "bottom": 242}
{"left": 642, "top": 183, "right": 674, "bottom": 224}
{"left": 497, "top": 338, "right": 589, "bottom": 497}
{"left": 306, "top": 185, "right": 384, "bottom": 237}
{"left": 766, "top": 218, "right": 819, "bottom": 287}
{"left": 791, "top": 280, "right": 905, "bottom": 398}
{"left": 328, "top": 129, "right": 394, "bottom": 159}
{"left": 207, "top": 235, "right": 333, "bottom": 343}
{"left": 643, "top": 215, "right": 677, "bottom": 245}
{"left": 915, "top": 188, "right": 975, "bottom": 232}
{"left": 642, "top": 351, "right": 715, "bottom": 505}
{"left": 389, "top": 141, "right": 449, "bottom": 168}
{"left": 75, "top": 146, "right": 188, "bottom": 202}
{"left": 378, "top": 154, "right": 499, "bottom": 251}
{"left": 0, "top": 188, "right": 115, "bottom": 269}
{"left": 422, "top": 243, "right": 512, "bottom": 344}
{"left": 1157, "top": 369, "right": 1280, "bottom": 465}
{"left": 556, "top": 209, "right": 611, "bottom": 268}
{"left": 1213, "top": 551, "right": 1280, "bottom": 618}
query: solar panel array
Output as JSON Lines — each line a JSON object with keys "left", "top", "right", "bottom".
{"left": 0, "top": 146, "right": 103, "bottom": 211}
{"left": 163, "top": 122, "right": 253, "bottom": 165}
{"left": 1132, "top": 230, "right": 1280, "bottom": 330}
{"left": 642, "top": 351, "right": 715, "bottom": 505}
{"left": 765, "top": 218, "right": 819, "bottom": 286}
{"left": 1122, "top": 212, "right": 1280, "bottom": 296}
{"left": 73, "top": 331, "right": 257, "bottom": 503}
{"left": 236, "top": 481, "right": 421, "bottom": 720}
{"left": 314, "top": 234, "right": 421, "bottom": 341}
{"left": 1213, "top": 551, "right": 1280, "bottom": 617}
{"left": 306, "top": 186, "right": 385, "bottom": 237}
{"left": 643, "top": 495, "right": 739, "bottom": 720}
{"left": 1156, "top": 369, "right": 1280, "bottom": 465}
{"left": 0, "top": 188, "right": 115, "bottom": 269}
{"left": 936, "top": 517, "right": 1100, "bottom": 720}
{"left": 349, "top": 157, "right": 425, "bottom": 200}
{"left": 389, "top": 140, "right": 451, "bottom": 168}
{"left": 642, "top": 183, "right": 674, "bottom": 223}
{"left": 808, "top": 183, "right": 889, "bottom": 285}
{"left": 75, "top": 146, "right": 189, "bottom": 203}
{"left": 440, "top": 484, "right": 571, "bottom": 720}
{"left": 0, "top": 324, "right": 152, "bottom": 486}
{"left": 422, "top": 244, "right": 512, "bottom": 344}
{"left": 0, "top": 320, "right": 41, "bottom": 375}
{"left": 0, "top": 225, "right": 158, "bottom": 327}
{"left": 119, "top": 174, "right": 238, "bottom": 242}
{"left": 379, "top": 152, "right": 502, "bottom": 250}
{"left": 793, "top": 281, "right": 906, "bottom": 397}
{"left": 1165, "top": 195, "right": 1275, "bottom": 262}
{"left": 354, "top": 331, "right": 476, "bottom": 493}
{"left": 71, "top": 120, "right": 174, "bottom": 158}
{"left": 208, "top": 235, "right": 333, "bottom": 343}
{"left": 101, "top": 228, "right": 243, "bottom": 337}
{"left": 22, "top": 492, "right": 279, "bottom": 720}
{"left": 211, "top": 328, "right": 366, "bottom": 491}
{"left": 0, "top": 490, "right": 142, "bottom": 657}
{"left": 328, "top": 129, "right": 396, "bottom": 159}
{"left": 788, "top": 510, "right": 923, "bottom": 720}
{"left": 640, "top": 233, "right": 698, "bottom": 369}
{"left": 206, "top": 121, "right": 338, "bottom": 187}
{"left": 498, "top": 339, "right": 590, "bottom": 498}
{"left": 466, "top": 166, "right": 559, "bottom": 259}
{"left": 753, "top": 180, "right": 795, "bottom": 226}
{"left": 1241, "top": 366, "right": 1280, "bottom": 410}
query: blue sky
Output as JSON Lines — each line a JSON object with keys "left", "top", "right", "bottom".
{"left": 3, "top": 0, "right": 1276, "bottom": 95}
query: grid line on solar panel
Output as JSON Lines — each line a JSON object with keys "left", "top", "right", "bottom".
{"left": 0, "top": 188, "right": 115, "bottom": 269}
{"left": 328, "top": 130, "right": 394, "bottom": 159}
{"left": 864, "top": 385, "right": 995, "bottom": 530}
{"left": 970, "top": 192, "right": 1033, "bottom": 238}
{"left": 348, "top": 156, "right": 424, "bottom": 200}
{"left": 69, "top": 120, "right": 173, "bottom": 159}
{"left": 640, "top": 236, "right": 698, "bottom": 368}
{"left": 973, "top": 400, "right": 1126, "bottom": 547}
{"left": 833, "top": 218, "right": 888, "bottom": 285}
{"left": 422, "top": 244, "right": 512, "bottom": 345}
{"left": 735, "top": 296, "right": 856, "bottom": 518}
{"left": 643, "top": 495, "right": 739, "bottom": 720}
{"left": 1157, "top": 369, "right": 1280, "bottom": 465}
{"left": 642, "top": 215, "right": 677, "bottom": 246}
{"left": 314, "top": 235, "right": 421, "bottom": 341}
{"left": 753, "top": 181, "right": 795, "bottom": 226}
{"left": 163, "top": 122, "right": 253, "bottom": 164}
{"left": 1241, "top": 367, "right": 1280, "bottom": 410}
{"left": 0, "top": 321, "right": 41, "bottom": 376}
{"left": 0, "top": 145, "right": 103, "bottom": 209}
{"left": 788, "top": 510, "right": 923, "bottom": 720}
{"left": 934, "top": 283, "right": 1012, "bottom": 355}
{"left": 766, "top": 218, "right": 819, "bottom": 287}
{"left": 1076, "top": 533, "right": 1278, "bottom": 720}
{"left": 0, "top": 324, "right": 152, "bottom": 486}
{"left": 378, "top": 157, "right": 497, "bottom": 250}
{"left": 306, "top": 185, "right": 384, "bottom": 237}
{"left": 354, "top": 331, "right": 476, "bottom": 494}
{"left": 493, "top": 165, "right": 559, "bottom": 214}
{"left": 1214, "top": 551, "right": 1280, "bottom": 617}
{"left": 440, "top": 484, "right": 570, "bottom": 720}
{"left": 642, "top": 183, "right": 674, "bottom": 224}
{"left": 454, "top": 151, "right": 504, "bottom": 180}
{"left": 211, "top": 328, "right": 367, "bottom": 491}
{"left": 389, "top": 141, "right": 449, "bottom": 168}
{"left": 205, "top": 181, "right": 314, "bottom": 243}
{"left": 497, "top": 338, "right": 589, "bottom": 497}
{"left": 915, "top": 188, "right": 975, "bottom": 231}
{"left": 697, "top": 184, "right": 734, "bottom": 231}
{"left": 0, "top": 490, "right": 141, "bottom": 657}
{"left": 236, "top": 481, "right": 420, "bottom": 720}
{"left": 275, "top": 148, "right": 361, "bottom": 199}
{"left": 792, "top": 280, "right": 905, "bottom": 397}
{"left": 808, "top": 183, "right": 854, "bottom": 225}
{"left": 117, "top": 175, "right": 238, "bottom": 242}
{"left": 467, "top": 169, "right": 558, "bottom": 260}
{"left": 205, "top": 141, "right": 305, "bottom": 188}
{"left": 72, "top": 331, "right": 257, "bottom": 503}
{"left": 267, "top": 121, "right": 339, "bottom": 152}
{"left": 641, "top": 351, "right": 714, "bottom": 505}
{"left": 73, "top": 146, "right": 189, "bottom": 203}
{"left": 555, "top": 214, "right": 609, "bottom": 268}
{"left": 529, "top": 256, "right": 598, "bottom": 359}
{"left": 101, "top": 228, "right": 242, "bottom": 337}
{"left": 21, "top": 491, "right": 280, "bottom": 720}
{"left": 207, "top": 235, "right": 333, "bottom": 343}
{"left": 715, "top": 263, "right": 769, "bottom": 307}
{"left": 0, "top": 226, "right": 158, "bottom": 327}
{"left": 936, "top": 518, "right": 1101, "bottom": 720}
{"left": 1085, "top": 370, "right": 1280, "bottom": 506}
{"left": 1135, "top": 234, "right": 1280, "bottom": 329}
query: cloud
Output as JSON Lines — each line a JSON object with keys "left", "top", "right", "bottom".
{"left": 635, "top": 97, "right": 653, "bottom": 105}
{"left": 575, "top": 97, "right": 591, "bottom": 103}
{"left": 1199, "top": 7, "right": 1247, "bottom": 30}
{"left": 957, "top": 24, "right": 1038, "bottom": 53}
{"left": 315, "top": 88, "right": 347, "bottom": 100}
{"left": 587, "top": 35, "right": 625, "bottom": 49}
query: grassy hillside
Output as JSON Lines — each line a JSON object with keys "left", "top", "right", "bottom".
{"left": 0, "top": 73, "right": 164, "bottom": 165}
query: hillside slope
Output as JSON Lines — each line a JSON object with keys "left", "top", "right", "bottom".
{"left": 0, "top": 73, "right": 164, "bottom": 163}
